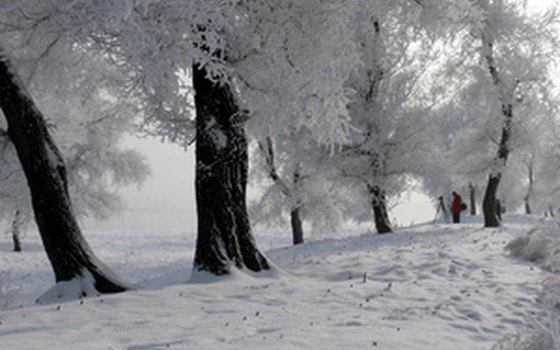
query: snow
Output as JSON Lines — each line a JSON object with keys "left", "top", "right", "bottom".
{"left": 1, "top": 215, "right": 559, "bottom": 349}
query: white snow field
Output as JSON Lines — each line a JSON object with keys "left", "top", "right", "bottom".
{"left": 0, "top": 215, "right": 558, "bottom": 349}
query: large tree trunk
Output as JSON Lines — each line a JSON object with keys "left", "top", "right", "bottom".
{"left": 368, "top": 185, "right": 392, "bottom": 234}
{"left": 192, "top": 65, "right": 268, "bottom": 275}
{"left": 0, "top": 50, "right": 128, "bottom": 294}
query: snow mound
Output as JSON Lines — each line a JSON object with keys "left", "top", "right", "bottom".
{"left": 36, "top": 270, "right": 99, "bottom": 304}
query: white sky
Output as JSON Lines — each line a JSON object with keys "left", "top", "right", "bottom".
{"left": 84, "top": 136, "right": 196, "bottom": 231}
{"left": 85, "top": 134, "right": 437, "bottom": 232}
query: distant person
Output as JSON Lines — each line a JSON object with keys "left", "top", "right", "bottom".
{"left": 451, "top": 191, "right": 463, "bottom": 224}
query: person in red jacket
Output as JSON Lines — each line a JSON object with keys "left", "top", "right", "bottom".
{"left": 451, "top": 191, "right": 462, "bottom": 223}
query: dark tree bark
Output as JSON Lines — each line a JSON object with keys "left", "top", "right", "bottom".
{"left": 11, "top": 210, "right": 21, "bottom": 252}
{"left": 0, "top": 50, "right": 128, "bottom": 294}
{"left": 524, "top": 163, "right": 533, "bottom": 215}
{"left": 481, "top": 33, "right": 514, "bottom": 228}
{"left": 469, "top": 183, "right": 477, "bottom": 216}
{"left": 290, "top": 207, "right": 304, "bottom": 245}
{"left": 368, "top": 185, "right": 392, "bottom": 234}
{"left": 290, "top": 167, "right": 304, "bottom": 245}
{"left": 483, "top": 175, "right": 502, "bottom": 227}
{"left": 192, "top": 65, "right": 269, "bottom": 275}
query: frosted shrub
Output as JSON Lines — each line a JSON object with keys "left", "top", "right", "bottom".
{"left": 492, "top": 314, "right": 560, "bottom": 350}
{"left": 542, "top": 277, "right": 560, "bottom": 309}
{"left": 0, "top": 270, "right": 18, "bottom": 310}
{"left": 506, "top": 233, "right": 550, "bottom": 265}
{"left": 506, "top": 221, "right": 560, "bottom": 272}
{"left": 506, "top": 220, "right": 560, "bottom": 307}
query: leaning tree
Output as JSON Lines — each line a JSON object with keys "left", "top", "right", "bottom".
{"left": 0, "top": 46, "right": 149, "bottom": 253}
{"left": 0, "top": 50, "right": 131, "bottom": 298}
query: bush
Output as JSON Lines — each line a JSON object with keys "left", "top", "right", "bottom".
{"left": 506, "top": 222, "right": 560, "bottom": 273}
{"left": 492, "top": 314, "right": 560, "bottom": 350}
{"left": 0, "top": 270, "right": 18, "bottom": 310}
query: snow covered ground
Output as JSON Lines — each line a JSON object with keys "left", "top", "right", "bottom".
{"left": 1, "top": 215, "right": 558, "bottom": 349}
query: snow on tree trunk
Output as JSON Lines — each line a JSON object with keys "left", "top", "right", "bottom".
{"left": 192, "top": 65, "right": 268, "bottom": 275}
{"left": 368, "top": 185, "right": 392, "bottom": 234}
{"left": 0, "top": 50, "right": 129, "bottom": 295}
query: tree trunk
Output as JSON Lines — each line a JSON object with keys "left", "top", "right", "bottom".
{"left": 524, "top": 163, "right": 533, "bottom": 215}
{"left": 290, "top": 207, "right": 304, "bottom": 245}
{"left": 469, "top": 183, "right": 477, "bottom": 216}
{"left": 192, "top": 65, "right": 268, "bottom": 275}
{"left": 482, "top": 174, "right": 501, "bottom": 227}
{"left": 0, "top": 50, "right": 128, "bottom": 294}
{"left": 290, "top": 167, "right": 304, "bottom": 245}
{"left": 368, "top": 185, "right": 392, "bottom": 234}
{"left": 11, "top": 210, "right": 21, "bottom": 252}
{"left": 258, "top": 139, "right": 306, "bottom": 245}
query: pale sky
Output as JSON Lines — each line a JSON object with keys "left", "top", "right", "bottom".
{"left": 85, "top": 134, "right": 437, "bottom": 233}
{"left": 84, "top": 136, "right": 196, "bottom": 232}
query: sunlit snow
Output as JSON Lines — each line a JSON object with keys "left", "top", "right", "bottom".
{"left": 1, "top": 215, "right": 558, "bottom": 349}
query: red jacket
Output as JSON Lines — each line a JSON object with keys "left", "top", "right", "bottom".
{"left": 451, "top": 194, "right": 462, "bottom": 214}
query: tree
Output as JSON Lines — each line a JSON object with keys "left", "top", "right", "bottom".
{"left": 0, "top": 50, "right": 130, "bottom": 297}
{"left": 255, "top": 137, "right": 306, "bottom": 245}
{"left": 0, "top": 36, "right": 149, "bottom": 253}
{"left": 192, "top": 64, "right": 268, "bottom": 274}
{"left": 250, "top": 133, "right": 354, "bottom": 244}
{"left": 335, "top": 2, "right": 449, "bottom": 233}
{"left": 419, "top": 0, "right": 560, "bottom": 226}
{"left": 438, "top": 0, "right": 560, "bottom": 226}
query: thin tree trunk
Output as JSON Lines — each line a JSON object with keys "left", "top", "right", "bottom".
{"left": 259, "top": 138, "right": 306, "bottom": 245}
{"left": 524, "top": 163, "right": 533, "bottom": 215}
{"left": 192, "top": 65, "right": 268, "bottom": 275}
{"left": 469, "top": 183, "right": 477, "bottom": 216}
{"left": 11, "top": 210, "right": 21, "bottom": 252}
{"left": 0, "top": 50, "right": 128, "bottom": 294}
{"left": 368, "top": 185, "right": 392, "bottom": 234}
{"left": 290, "top": 207, "right": 304, "bottom": 245}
